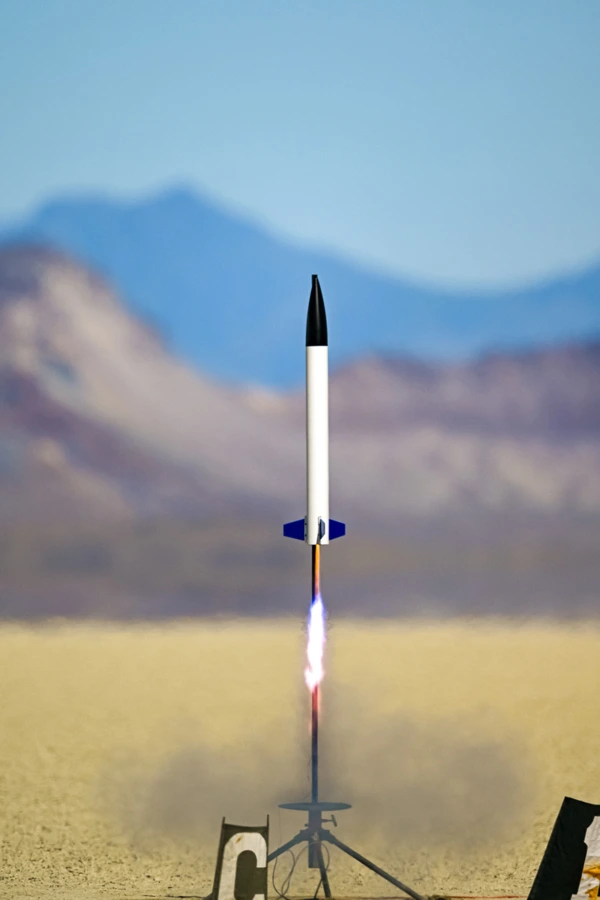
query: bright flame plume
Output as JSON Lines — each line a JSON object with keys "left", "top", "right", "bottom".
{"left": 305, "top": 594, "right": 326, "bottom": 691}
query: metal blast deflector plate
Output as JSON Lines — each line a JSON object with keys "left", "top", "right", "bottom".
{"left": 279, "top": 801, "right": 351, "bottom": 812}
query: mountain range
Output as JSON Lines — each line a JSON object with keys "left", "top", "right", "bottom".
{"left": 2, "top": 186, "right": 600, "bottom": 387}
{"left": 0, "top": 243, "right": 598, "bottom": 617}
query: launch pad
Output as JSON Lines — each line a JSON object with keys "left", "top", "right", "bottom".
{"left": 269, "top": 800, "right": 424, "bottom": 900}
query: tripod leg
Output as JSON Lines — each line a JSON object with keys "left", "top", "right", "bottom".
{"left": 267, "top": 827, "right": 311, "bottom": 862}
{"left": 320, "top": 830, "right": 424, "bottom": 900}
{"left": 314, "top": 842, "right": 331, "bottom": 899}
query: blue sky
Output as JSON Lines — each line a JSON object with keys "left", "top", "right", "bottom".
{"left": 0, "top": 0, "right": 599, "bottom": 287}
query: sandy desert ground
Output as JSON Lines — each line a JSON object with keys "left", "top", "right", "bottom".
{"left": 0, "top": 618, "right": 599, "bottom": 899}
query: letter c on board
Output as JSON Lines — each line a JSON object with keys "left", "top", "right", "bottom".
{"left": 217, "top": 832, "right": 267, "bottom": 900}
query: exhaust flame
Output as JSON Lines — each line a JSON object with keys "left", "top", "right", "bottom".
{"left": 305, "top": 593, "right": 326, "bottom": 691}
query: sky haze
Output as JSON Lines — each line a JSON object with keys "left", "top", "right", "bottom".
{"left": 1, "top": 0, "right": 599, "bottom": 287}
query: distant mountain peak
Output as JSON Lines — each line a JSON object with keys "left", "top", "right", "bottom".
{"left": 147, "top": 183, "right": 209, "bottom": 208}
{"left": 1, "top": 186, "right": 600, "bottom": 387}
{"left": 0, "top": 243, "right": 111, "bottom": 310}
{"left": 0, "top": 242, "right": 67, "bottom": 266}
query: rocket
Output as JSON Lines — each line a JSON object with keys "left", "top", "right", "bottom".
{"left": 274, "top": 279, "right": 425, "bottom": 900}
{"left": 283, "top": 275, "right": 346, "bottom": 545}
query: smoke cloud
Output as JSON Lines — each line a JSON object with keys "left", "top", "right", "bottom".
{"left": 320, "top": 683, "right": 532, "bottom": 850}
{"left": 105, "top": 684, "right": 531, "bottom": 856}
{"left": 105, "top": 743, "right": 303, "bottom": 847}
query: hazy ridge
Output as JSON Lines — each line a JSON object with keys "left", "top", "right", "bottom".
{"left": 3, "top": 185, "right": 600, "bottom": 386}
{"left": 0, "top": 243, "right": 598, "bottom": 617}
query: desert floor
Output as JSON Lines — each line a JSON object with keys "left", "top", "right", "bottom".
{"left": 0, "top": 618, "right": 599, "bottom": 899}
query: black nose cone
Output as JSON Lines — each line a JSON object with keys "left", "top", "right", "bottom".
{"left": 306, "top": 275, "right": 328, "bottom": 346}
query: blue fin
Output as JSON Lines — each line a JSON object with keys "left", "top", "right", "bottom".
{"left": 283, "top": 518, "right": 305, "bottom": 540}
{"left": 329, "top": 519, "right": 346, "bottom": 540}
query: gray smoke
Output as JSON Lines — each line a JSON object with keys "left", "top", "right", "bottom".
{"left": 320, "top": 683, "right": 533, "bottom": 850}
{"left": 106, "top": 711, "right": 530, "bottom": 857}
{"left": 106, "top": 742, "right": 304, "bottom": 846}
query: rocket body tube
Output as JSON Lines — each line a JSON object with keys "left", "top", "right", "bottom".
{"left": 282, "top": 275, "right": 345, "bottom": 545}
{"left": 306, "top": 344, "right": 329, "bottom": 545}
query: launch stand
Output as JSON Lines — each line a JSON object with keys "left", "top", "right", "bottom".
{"left": 268, "top": 546, "right": 424, "bottom": 900}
